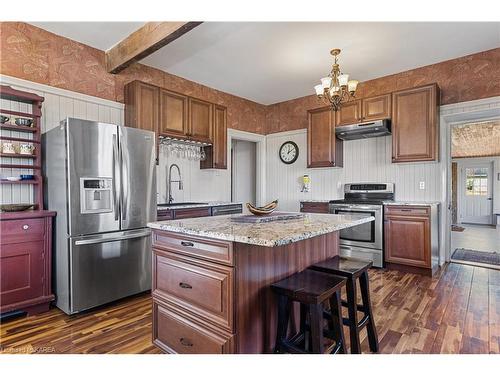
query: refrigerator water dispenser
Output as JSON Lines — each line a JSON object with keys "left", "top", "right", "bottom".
{"left": 80, "top": 177, "right": 113, "bottom": 214}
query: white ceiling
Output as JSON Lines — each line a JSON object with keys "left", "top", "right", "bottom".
{"left": 31, "top": 22, "right": 145, "bottom": 50}
{"left": 32, "top": 22, "right": 500, "bottom": 105}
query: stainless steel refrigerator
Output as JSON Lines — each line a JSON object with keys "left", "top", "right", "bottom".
{"left": 43, "top": 118, "right": 156, "bottom": 314}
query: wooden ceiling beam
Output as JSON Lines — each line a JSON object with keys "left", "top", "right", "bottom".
{"left": 106, "top": 22, "right": 202, "bottom": 74}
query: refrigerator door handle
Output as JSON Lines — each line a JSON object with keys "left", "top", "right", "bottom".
{"left": 112, "top": 134, "right": 120, "bottom": 221}
{"left": 120, "top": 138, "right": 129, "bottom": 221}
{"left": 74, "top": 230, "right": 151, "bottom": 246}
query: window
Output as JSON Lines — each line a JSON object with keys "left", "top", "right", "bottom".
{"left": 465, "top": 167, "right": 488, "bottom": 196}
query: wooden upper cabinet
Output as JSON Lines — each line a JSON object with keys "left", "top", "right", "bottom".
{"left": 201, "top": 105, "right": 227, "bottom": 169}
{"left": 124, "top": 81, "right": 159, "bottom": 134}
{"left": 392, "top": 84, "right": 439, "bottom": 163}
{"left": 362, "top": 93, "right": 392, "bottom": 122}
{"left": 159, "top": 89, "right": 188, "bottom": 137}
{"left": 307, "top": 107, "right": 343, "bottom": 168}
{"left": 188, "top": 98, "right": 213, "bottom": 143}
{"left": 336, "top": 99, "right": 362, "bottom": 126}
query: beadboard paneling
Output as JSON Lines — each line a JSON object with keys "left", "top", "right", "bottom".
{"left": 266, "top": 130, "right": 442, "bottom": 212}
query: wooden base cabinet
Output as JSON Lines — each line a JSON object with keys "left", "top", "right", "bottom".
{"left": 384, "top": 205, "right": 439, "bottom": 275}
{"left": 0, "top": 211, "right": 56, "bottom": 315}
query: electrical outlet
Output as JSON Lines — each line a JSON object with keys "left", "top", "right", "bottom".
{"left": 419, "top": 181, "right": 425, "bottom": 190}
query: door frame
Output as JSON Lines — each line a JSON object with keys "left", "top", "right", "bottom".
{"left": 227, "top": 129, "right": 266, "bottom": 206}
{"left": 456, "top": 158, "right": 494, "bottom": 225}
{"left": 440, "top": 96, "right": 500, "bottom": 264}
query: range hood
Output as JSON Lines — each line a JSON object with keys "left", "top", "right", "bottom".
{"left": 335, "top": 119, "right": 391, "bottom": 140}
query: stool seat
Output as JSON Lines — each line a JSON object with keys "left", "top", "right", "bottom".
{"left": 271, "top": 269, "right": 346, "bottom": 304}
{"left": 310, "top": 256, "right": 372, "bottom": 279}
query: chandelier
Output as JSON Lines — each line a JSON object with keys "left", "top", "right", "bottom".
{"left": 314, "top": 49, "right": 359, "bottom": 112}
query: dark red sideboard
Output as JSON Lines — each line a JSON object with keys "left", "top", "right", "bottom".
{"left": 0, "top": 210, "right": 56, "bottom": 315}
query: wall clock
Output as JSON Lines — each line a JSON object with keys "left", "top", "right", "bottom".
{"left": 279, "top": 141, "right": 299, "bottom": 164}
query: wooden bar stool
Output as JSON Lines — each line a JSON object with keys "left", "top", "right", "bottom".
{"left": 271, "top": 269, "right": 347, "bottom": 354}
{"left": 309, "top": 256, "right": 379, "bottom": 354}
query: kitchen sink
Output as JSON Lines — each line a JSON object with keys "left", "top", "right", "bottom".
{"left": 157, "top": 202, "right": 207, "bottom": 207}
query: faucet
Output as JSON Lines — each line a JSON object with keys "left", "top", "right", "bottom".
{"left": 167, "top": 164, "right": 183, "bottom": 204}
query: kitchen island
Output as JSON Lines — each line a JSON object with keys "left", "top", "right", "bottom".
{"left": 147, "top": 213, "right": 374, "bottom": 354}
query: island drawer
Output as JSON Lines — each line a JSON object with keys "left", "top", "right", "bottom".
{"left": 152, "top": 231, "right": 233, "bottom": 266}
{"left": 153, "top": 250, "right": 234, "bottom": 332}
{"left": 153, "top": 300, "right": 234, "bottom": 354}
{"left": 384, "top": 206, "right": 430, "bottom": 217}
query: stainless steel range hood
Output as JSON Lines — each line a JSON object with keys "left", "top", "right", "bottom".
{"left": 335, "top": 119, "right": 391, "bottom": 140}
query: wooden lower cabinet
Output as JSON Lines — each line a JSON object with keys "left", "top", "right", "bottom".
{"left": 384, "top": 205, "right": 437, "bottom": 275}
{"left": 0, "top": 211, "right": 56, "bottom": 315}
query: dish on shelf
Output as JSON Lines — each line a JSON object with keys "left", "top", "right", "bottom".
{"left": 20, "top": 174, "right": 35, "bottom": 180}
{"left": 1, "top": 176, "right": 22, "bottom": 181}
{"left": 15, "top": 118, "right": 33, "bottom": 127}
{"left": 0, "top": 203, "right": 34, "bottom": 212}
{"left": 0, "top": 115, "right": 9, "bottom": 124}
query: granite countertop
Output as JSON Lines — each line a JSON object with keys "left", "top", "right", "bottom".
{"left": 147, "top": 213, "right": 374, "bottom": 247}
{"left": 384, "top": 201, "right": 441, "bottom": 207}
{"left": 157, "top": 201, "right": 242, "bottom": 211}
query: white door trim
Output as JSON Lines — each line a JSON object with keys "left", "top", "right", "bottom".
{"left": 228, "top": 129, "right": 266, "bottom": 206}
{"left": 440, "top": 96, "right": 500, "bottom": 263}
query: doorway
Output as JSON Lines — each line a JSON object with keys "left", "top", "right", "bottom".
{"left": 231, "top": 139, "right": 257, "bottom": 212}
{"left": 449, "top": 119, "right": 500, "bottom": 268}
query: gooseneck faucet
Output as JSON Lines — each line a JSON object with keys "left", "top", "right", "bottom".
{"left": 167, "top": 164, "right": 183, "bottom": 204}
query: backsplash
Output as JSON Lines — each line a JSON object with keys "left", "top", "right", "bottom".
{"left": 266, "top": 130, "right": 443, "bottom": 212}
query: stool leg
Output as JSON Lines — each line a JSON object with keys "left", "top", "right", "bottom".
{"left": 309, "top": 303, "right": 324, "bottom": 354}
{"left": 300, "top": 303, "right": 310, "bottom": 352}
{"left": 329, "top": 291, "right": 346, "bottom": 354}
{"left": 359, "top": 271, "right": 379, "bottom": 353}
{"left": 346, "top": 278, "right": 361, "bottom": 354}
{"left": 275, "top": 294, "right": 290, "bottom": 353}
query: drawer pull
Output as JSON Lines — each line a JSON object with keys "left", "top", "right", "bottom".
{"left": 400, "top": 209, "right": 412, "bottom": 212}
{"left": 181, "top": 241, "right": 194, "bottom": 247}
{"left": 22, "top": 224, "right": 30, "bottom": 230}
{"left": 179, "top": 282, "right": 193, "bottom": 289}
{"left": 179, "top": 338, "right": 193, "bottom": 347}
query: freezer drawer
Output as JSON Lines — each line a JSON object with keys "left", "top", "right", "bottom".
{"left": 69, "top": 229, "right": 152, "bottom": 314}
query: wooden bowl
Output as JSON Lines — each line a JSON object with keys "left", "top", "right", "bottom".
{"left": 246, "top": 200, "right": 278, "bottom": 216}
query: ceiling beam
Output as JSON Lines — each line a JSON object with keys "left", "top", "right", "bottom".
{"left": 105, "top": 22, "right": 202, "bottom": 74}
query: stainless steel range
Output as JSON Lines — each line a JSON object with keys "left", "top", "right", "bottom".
{"left": 329, "top": 183, "right": 394, "bottom": 267}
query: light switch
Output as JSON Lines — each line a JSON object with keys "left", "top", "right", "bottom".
{"left": 419, "top": 181, "right": 425, "bottom": 190}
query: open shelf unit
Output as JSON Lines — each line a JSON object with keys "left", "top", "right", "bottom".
{"left": 0, "top": 85, "right": 45, "bottom": 211}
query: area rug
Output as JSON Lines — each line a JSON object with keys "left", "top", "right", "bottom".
{"left": 451, "top": 225, "right": 465, "bottom": 232}
{"left": 452, "top": 248, "right": 500, "bottom": 266}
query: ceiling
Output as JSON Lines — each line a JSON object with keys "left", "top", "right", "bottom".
{"left": 32, "top": 22, "right": 500, "bottom": 104}
{"left": 452, "top": 120, "right": 500, "bottom": 158}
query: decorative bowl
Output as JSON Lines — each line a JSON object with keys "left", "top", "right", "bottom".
{"left": 0, "top": 115, "right": 9, "bottom": 124}
{"left": 246, "top": 200, "right": 278, "bottom": 216}
{"left": 0, "top": 204, "right": 34, "bottom": 212}
{"left": 2, "top": 176, "right": 22, "bottom": 181}
{"left": 15, "top": 118, "right": 33, "bottom": 127}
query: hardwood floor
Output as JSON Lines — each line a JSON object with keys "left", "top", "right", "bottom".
{"left": 1, "top": 263, "right": 499, "bottom": 354}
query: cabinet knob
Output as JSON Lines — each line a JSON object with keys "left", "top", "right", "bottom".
{"left": 22, "top": 224, "right": 29, "bottom": 230}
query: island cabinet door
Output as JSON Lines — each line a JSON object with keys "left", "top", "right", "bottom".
{"left": 153, "top": 300, "right": 234, "bottom": 354}
{"left": 152, "top": 250, "right": 234, "bottom": 332}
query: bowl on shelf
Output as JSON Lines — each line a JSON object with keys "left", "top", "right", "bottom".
{"left": 15, "top": 118, "right": 33, "bottom": 127}
{"left": 0, "top": 204, "right": 34, "bottom": 212}
{"left": 246, "top": 200, "right": 278, "bottom": 216}
{"left": 20, "top": 174, "right": 35, "bottom": 180}
{"left": 0, "top": 115, "right": 9, "bottom": 124}
{"left": 1, "top": 176, "right": 22, "bottom": 181}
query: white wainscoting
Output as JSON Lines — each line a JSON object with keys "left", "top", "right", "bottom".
{"left": 266, "top": 130, "right": 443, "bottom": 212}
